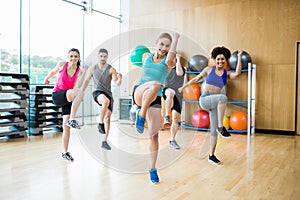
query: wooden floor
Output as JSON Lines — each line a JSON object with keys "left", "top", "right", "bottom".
{"left": 1, "top": 122, "right": 300, "bottom": 200}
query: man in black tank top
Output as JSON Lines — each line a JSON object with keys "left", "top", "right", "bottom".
{"left": 81, "top": 49, "right": 122, "bottom": 150}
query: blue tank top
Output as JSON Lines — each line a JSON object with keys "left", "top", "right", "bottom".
{"left": 205, "top": 66, "right": 227, "bottom": 88}
{"left": 138, "top": 53, "right": 169, "bottom": 96}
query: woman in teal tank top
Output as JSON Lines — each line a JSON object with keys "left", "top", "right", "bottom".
{"left": 133, "top": 32, "right": 180, "bottom": 183}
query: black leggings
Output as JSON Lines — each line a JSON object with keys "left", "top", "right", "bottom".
{"left": 52, "top": 90, "right": 72, "bottom": 115}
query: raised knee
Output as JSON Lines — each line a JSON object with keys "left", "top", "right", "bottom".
{"left": 103, "top": 99, "right": 110, "bottom": 107}
{"left": 151, "top": 83, "right": 161, "bottom": 90}
{"left": 166, "top": 91, "right": 174, "bottom": 99}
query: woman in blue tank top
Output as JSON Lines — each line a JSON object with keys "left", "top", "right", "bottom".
{"left": 179, "top": 47, "right": 243, "bottom": 165}
{"left": 133, "top": 32, "right": 180, "bottom": 183}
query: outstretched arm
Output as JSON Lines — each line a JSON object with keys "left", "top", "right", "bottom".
{"left": 178, "top": 67, "right": 209, "bottom": 93}
{"left": 44, "top": 62, "right": 65, "bottom": 84}
{"left": 228, "top": 50, "right": 243, "bottom": 79}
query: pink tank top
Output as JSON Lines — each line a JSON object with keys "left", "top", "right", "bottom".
{"left": 53, "top": 62, "right": 80, "bottom": 92}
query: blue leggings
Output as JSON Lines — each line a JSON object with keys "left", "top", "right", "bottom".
{"left": 199, "top": 92, "right": 228, "bottom": 136}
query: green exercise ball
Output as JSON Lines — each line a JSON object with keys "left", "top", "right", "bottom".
{"left": 130, "top": 45, "right": 150, "bottom": 67}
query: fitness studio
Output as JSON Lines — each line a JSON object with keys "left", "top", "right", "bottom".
{"left": 0, "top": 0, "right": 299, "bottom": 199}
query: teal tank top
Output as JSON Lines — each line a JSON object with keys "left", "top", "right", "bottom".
{"left": 138, "top": 53, "right": 168, "bottom": 96}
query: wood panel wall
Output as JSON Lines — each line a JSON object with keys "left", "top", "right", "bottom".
{"left": 297, "top": 42, "right": 300, "bottom": 135}
{"left": 127, "top": 0, "right": 300, "bottom": 132}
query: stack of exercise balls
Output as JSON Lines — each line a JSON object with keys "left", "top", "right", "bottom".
{"left": 130, "top": 45, "right": 151, "bottom": 67}
{"left": 190, "top": 111, "right": 248, "bottom": 130}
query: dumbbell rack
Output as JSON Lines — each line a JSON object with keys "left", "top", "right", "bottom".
{"left": 0, "top": 73, "right": 29, "bottom": 138}
{"left": 27, "top": 85, "right": 63, "bottom": 135}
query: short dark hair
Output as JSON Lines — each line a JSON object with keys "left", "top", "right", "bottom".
{"left": 211, "top": 46, "right": 231, "bottom": 61}
{"left": 98, "top": 48, "right": 108, "bottom": 55}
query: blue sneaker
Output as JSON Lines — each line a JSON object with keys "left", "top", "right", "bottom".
{"left": 149, "top": 168, "right": 159, "bottom": 184}
{"left": 135, "top": 109, "right": 146, "bottom": 133}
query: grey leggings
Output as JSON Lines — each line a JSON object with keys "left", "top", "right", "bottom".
{"left": 199, "top": 92, "right": 228, "bottom": 136}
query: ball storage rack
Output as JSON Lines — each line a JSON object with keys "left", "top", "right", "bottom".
{"left": 180, "top": 63, "right": 256, "bottom": 138}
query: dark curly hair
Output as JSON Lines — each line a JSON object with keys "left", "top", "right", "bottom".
{"left": 211, "top": 46, "right": 231, "bottom": 61}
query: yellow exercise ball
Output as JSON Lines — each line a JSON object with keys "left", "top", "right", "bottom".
{"left": 223, "top": 116, "right": 230, "bottom": 130}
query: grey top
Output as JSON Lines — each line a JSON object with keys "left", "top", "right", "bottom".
{"left": 92, "top": 64, "right": 112, "bottom": 97}
{"left": 165, "top": 66, "right": 185, "bottom": 99}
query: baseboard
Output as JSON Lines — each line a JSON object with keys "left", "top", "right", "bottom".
{"left": 255, "top": 129, "right": 295, "bottom": 136}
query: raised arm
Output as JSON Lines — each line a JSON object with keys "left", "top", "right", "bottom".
{"left": 44, "top": 61, "right": 65, "bottom": 84}
{"left": 175, "top": 54, "right": 184, "bottom": 76}
{"left": 228, "top": 50, "right": 243, "bottom": 79}
{"left": 165, "top": 32, "right": 180, "bottom": 70}
{"left": 111, "top": 67, "right": 122, "bottom": 86}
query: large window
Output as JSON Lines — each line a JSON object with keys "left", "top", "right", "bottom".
{"left": 0, "top": 0, "right": 20, "bottom": 74}
{"left": 0, "top": 0, "right": 123, "bottom": 125}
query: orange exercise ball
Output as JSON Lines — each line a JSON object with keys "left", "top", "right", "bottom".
{"left": 183, "top": 83, "right": 201, "bottom": 100}
{"left": 191, "top": 110, "right": 210, "bottom": 128}
{"left": 229, "top": 111, "right": 248, "bottom": 130}
{"left": 224, "top": 60, "right": 230, "bottom": 70}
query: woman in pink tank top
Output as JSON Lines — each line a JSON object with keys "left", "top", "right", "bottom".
{"left": 44, "top": 48, "right": 87, "bottom": 162}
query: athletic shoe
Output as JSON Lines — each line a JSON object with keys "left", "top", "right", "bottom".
{"left": 66, "top": 119, "right": 80, "bottom": 129}
{"left": 164, "top": 115, "right": 170, "bottom": 125}
{"left": 169, "top": 140, "right": 180, "bottom": 149}
{"left": 135, "top": 109, "right": 146, "bottom": 134}
{"left": 208, "top": 155, "right": 221, "bottom": 165}
{"left": 149, "top": 168, "right": 159, "bottom": 184}
{"left": 98, "top": 123, "right": 105, "bottom": 134}
{"left": 62, "top": 152, "right": 74, "bottom": 162}
{"left": 217, "top": 126, "right": 231, "bottom": 138}
{"left": 101, "top": 141, "right": 111, "bottom": 150}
